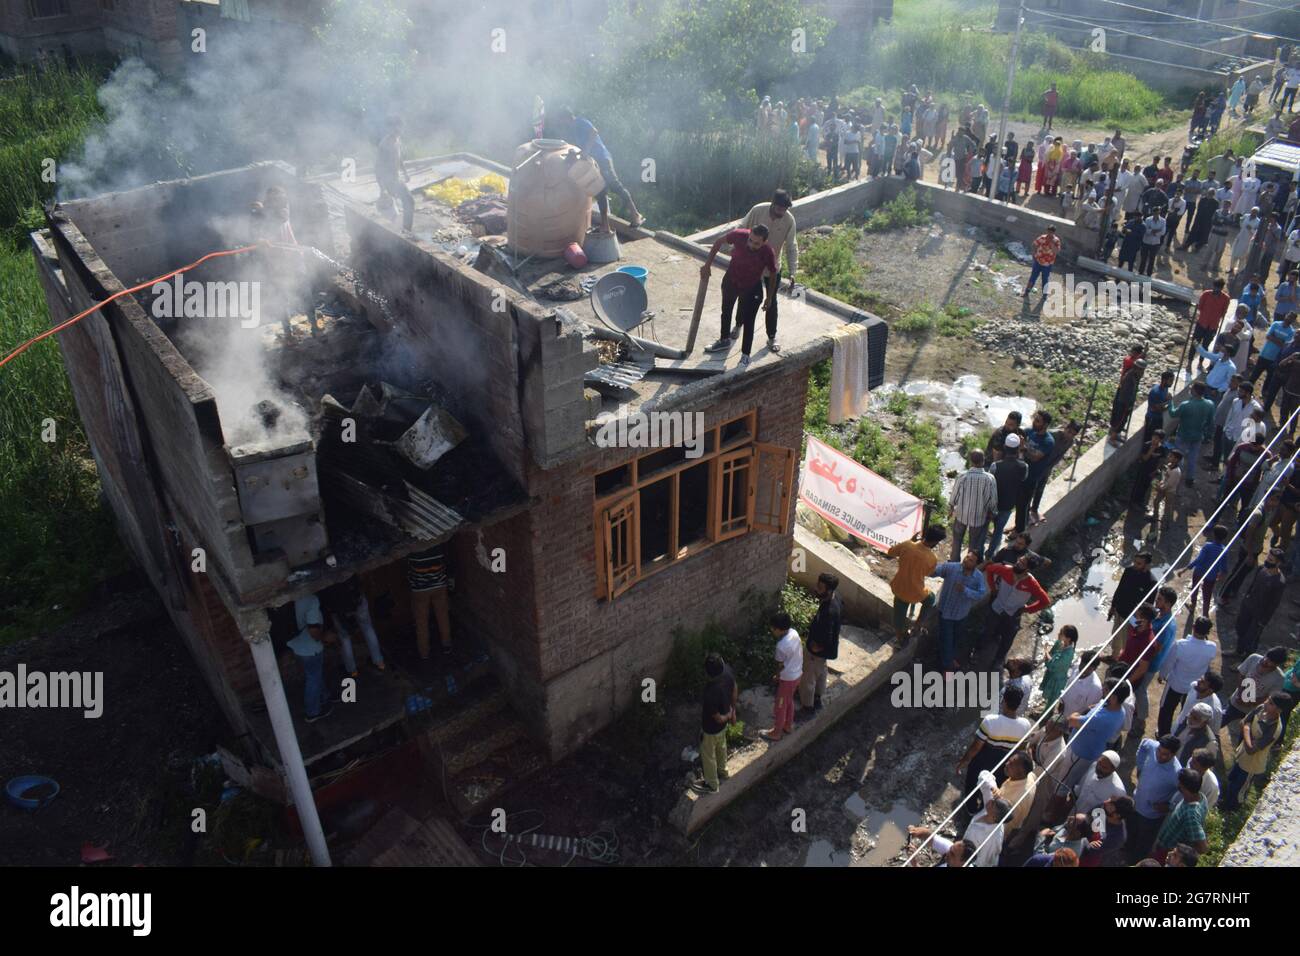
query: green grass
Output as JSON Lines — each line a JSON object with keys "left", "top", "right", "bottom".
{"left": 1186, "top": 127, "right": 1265, "bottom": 180}
{"left": 852, "top": 419, "right": 897, "bottom": 478}
{"left": 901, "top": 416, "right": 946, "bottom": 510}
{"left": 0, "top": 62, "right": 106, "bottom": 247}
{"left": 0, "top": 62, "right": 127, "bottom": 643}
{"left": 598, "top": 124, "right": 828, "bottom": 235}
{"left": 864, "top": 186, "right": 930, "bottom": 233}
{"left": 1041, "top": 370, "right": 1113, "bottom": 434}
{"left": 852, "top": 2, "right": 1169, "bottom": 127}
{"left": 895, "top": 302, "right": 981, "bottom": 337}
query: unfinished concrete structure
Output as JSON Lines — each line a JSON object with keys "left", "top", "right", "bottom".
{"left": 30, "top": 152, "right": 885, "bottom": 864}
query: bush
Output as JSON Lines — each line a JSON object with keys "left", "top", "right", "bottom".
{"left": 859, "top": 8, "right": 1166, "bottom": 125}
{"left": 865, "top": 186, "right": 930, "bottom": 232}
{"left": 663, "top": 584, "right": 821, "bottom": 700}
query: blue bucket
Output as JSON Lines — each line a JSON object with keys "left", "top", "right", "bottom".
{"left": 617, "top": 265, "right": 648, "bottom": 285}
{"left": 6, "top": 774, "right": 59, "bottom": 810}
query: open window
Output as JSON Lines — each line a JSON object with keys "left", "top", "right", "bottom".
{"left": 593, "top": 409, "right": 796, "bottom": 600}
{"left": 601, "top": 493, "right": 639, "bottom": 601}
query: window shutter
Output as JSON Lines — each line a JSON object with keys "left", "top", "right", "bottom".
{"left": 602, "top": 492, "right": 639, "bottom": 600}
{"left": 753, "top": 442, "right": 796, "bottom": 534}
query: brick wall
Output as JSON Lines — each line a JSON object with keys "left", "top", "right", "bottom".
{"left": 499, "top": 363, "right": 813, "bottom": 756}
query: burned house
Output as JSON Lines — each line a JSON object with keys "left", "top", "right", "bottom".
{"left": 29, "top": 151, "right": 883, "bottom": 864}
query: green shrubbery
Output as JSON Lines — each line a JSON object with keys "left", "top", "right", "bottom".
{"left": 1, "top": 63, "right": 128, "bottom": 643}
{"left": 865, "top": 186, "right": 930, "bottom": 233}
{"left": 859, "top": 7, "right": 1166, "bottom": 125}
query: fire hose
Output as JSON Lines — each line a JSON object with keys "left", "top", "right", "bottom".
{"left": 1, "top": 243, "right": 261, "bottom": 371}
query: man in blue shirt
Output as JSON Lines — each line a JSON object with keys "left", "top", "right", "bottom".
{"left": 1059, "top": 678, "right": 1130, "bottom": 793}
{"left": 934, "top": 551, "right": 989, "bottom": 671}
{"left": 1135, "top": 586, "right": 1179, "bottom": 735}
{"left": 555, "top": 106, "right": 644, "bottom": 232}
{"left": 1193, "top": 341, "right": 1237, "bottom": 400}
{"left": 1252, "top": 312, "right": 1296, "bottom": 409}
{"left": 1128, "top": 734, "right": 1182, "bottom": 863}
{"left": 1017, "top": 410, "right": 1055, "bottom": 530}
{"left": 1239, "top": 276, "right": 1267, "bottom": 327}
{"left": 1142, "top": 369, "right": 1174, "bottom": 443}
{"left": 1274, "top": 269, "right": 1300, "bottom": 320}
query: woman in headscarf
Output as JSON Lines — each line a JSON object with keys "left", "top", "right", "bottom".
{"left": 1182, "top": 189, "right": 1220, "bottom": 252}
{"left": 1227, "top": 75, "right": 1246, "bottom": 116}
{"left": 1034, "top": 135, "right": 1051, "bottom": 193}
{"left": 1043, "top": 137, "right": 1065, "bottom": 196}
{"left": 1017, "top": 142, "right": 1035, "bottom": 197}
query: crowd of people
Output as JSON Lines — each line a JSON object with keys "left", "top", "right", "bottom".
{"left": 685, "top": 237, "right": 1300, "bottom": 864}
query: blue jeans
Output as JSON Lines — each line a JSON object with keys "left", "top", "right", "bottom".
{"left": 938, "top": 617, "right": 965, "bottom": 670}
{"left": 1220, "top": 762, "right": 1251, "bottom": 811}
{"left": 986, "top": 509, "right": 1013, "bottom": 559}
{"left": 1026, "top": 260, "right": 1052, "bottom": 292}
{"left": 1175, "top": 438, "right": 1202, "bottom": 483}
{"left": 296, "top": 649, "right": 328, "bottom": 718}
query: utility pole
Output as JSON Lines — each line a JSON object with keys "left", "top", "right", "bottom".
{"left": 996, "top": 4, "right": 1027, "bottom": 156}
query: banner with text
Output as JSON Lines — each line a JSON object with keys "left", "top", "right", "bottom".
{"left": 800, "top": 435, "right": 924, "bottom": 553}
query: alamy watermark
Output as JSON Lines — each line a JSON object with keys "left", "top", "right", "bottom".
{"left": 1043, "top": 275, "right": 1151, "bottom": 320}
{"left": 890, "top": 664, "right": 999, "bottom": 711}
{"left": 592, "top": 404, "right": 707, "bottom": 458}
{"left": 1, "top": 664, "right": 102, "bottom": 718}
{"left": 151, "top": 272, "right": 261, "bottom": 328}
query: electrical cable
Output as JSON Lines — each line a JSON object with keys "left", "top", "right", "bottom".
{"left": 904, "top": 393, "right": 1300, "bottom": 866}
{"left": 1085, "top": 0, "right": 1300, "bottom": 42}
{"left": 956, "top": 413, "right": 1300, "bottom": 868}
{"left": 1024, "top": 6, "right": 1257, "bottom": 58}
{"left": 0, "top": 242, "right": 260, "bottom": 370}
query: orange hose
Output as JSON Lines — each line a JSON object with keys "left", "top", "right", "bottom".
{"left": 1, "top": 243, "right": 260, "bottom": 371}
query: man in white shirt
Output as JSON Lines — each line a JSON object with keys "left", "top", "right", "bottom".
{"left": 1073, "top": 750, "right": 1127, "bottom": 816}
{"left": 739, "top": 190, "right": 799, "bottom": 354}
{"left": 1174, "top": 670, "right": 1224, "bottom": 735}
{"left": 1283, "top": 65, "right": 1300, "bottom": 112}
{"left": 961, "top": 794, "right": 1009, "bottom": 867}
{"left": 1058, "top": 655, "right": 1105, "bottom": 721}
{"left": 1139, "top": 211, "right": 1166, "bottom": 276}
{"left": 1282, "top": 226, "right": 1300, "bottom": 281}
{"left": 1156, "top": 616, "right": 1220, "bottom": 736}
{"left": 1188, "top": 750, "right": 1220, "bottom": 809}
{"left": 764, "top": 612, "right": 803, "bottom": 741}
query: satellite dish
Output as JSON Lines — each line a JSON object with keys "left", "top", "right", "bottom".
{"left": 590, "top": 271, "right": 648, "bottom": 333}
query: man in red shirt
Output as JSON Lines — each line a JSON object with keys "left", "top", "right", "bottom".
{"left": 702, "top": 225, "right": 778, "bottom": 367}
{"left": 984, "top": 554, "right": 1051, "bottom": 670}
{"left": 1022, "top": 225, "right": 1061, "bottom": 298}
{"left": 1042, "top": 83, "right": 1058, "bottom": 131}
{"left": 1192, "top": 278, "right": 1231, "bottom": 373}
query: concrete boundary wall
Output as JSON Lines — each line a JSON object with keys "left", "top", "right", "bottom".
{"left": 687, "top": 175, "right": 1094, "bottom": 261}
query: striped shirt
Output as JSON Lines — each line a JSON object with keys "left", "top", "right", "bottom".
{"left": 976, "top": 712, "right": 1032, "bottom": 750}
{"left": 950, "top": 467, "right": 997, "bottom": 526}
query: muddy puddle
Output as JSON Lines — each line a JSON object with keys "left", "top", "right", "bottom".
{"left": 874, "top": 374, "right": 1027, "bottom": 495}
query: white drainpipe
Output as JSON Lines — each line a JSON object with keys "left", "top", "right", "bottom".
{"left": 248, "top": 632, "right": 332, "bottom": 867}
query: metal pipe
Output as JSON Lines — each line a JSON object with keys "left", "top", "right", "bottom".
{"left": 588, "top": 270, "right": 711, "bottom": 360}
{"left": 248, "top": 631, "right": 332, "bottom": 867}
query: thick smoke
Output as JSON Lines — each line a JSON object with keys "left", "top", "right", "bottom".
{"left": 57, "top": 2, "right": 638, "bottom": 450}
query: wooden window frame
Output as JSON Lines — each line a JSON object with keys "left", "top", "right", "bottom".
{"left": 593, "top": 409, "right": 794, "bottom": 600}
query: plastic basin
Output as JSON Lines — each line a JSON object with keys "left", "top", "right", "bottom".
{"left": 617, "top": 265, "right": 648, "bottom": 284}
{"left": 6, "top": 775, "right": 59, "bottom": 810}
